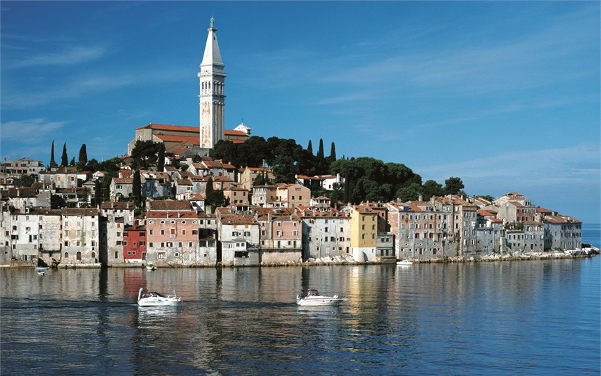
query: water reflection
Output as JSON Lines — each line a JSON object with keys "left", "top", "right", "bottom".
{"left": 1, "top": 258, "right": 598, "bottom": 375}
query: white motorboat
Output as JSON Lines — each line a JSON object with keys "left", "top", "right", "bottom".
{"left": 296, "top": 289, "right": 344, "bottom": 306}
{"left": 397, "top": 260, "right": 413, "bottom": 265}
{"left": 137, "top": 288, "right": 181, "bottom": 307}
{"left": 146, "top": 263, "right": 157, "bottom": 271}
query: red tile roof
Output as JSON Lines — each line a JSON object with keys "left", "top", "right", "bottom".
{"left": 147, "top": 211, "right": 201, "bottom": 219}
{"left": 224, "top": 130, "right": 247, "bottom": 136}
{"left": 138, "top": 123, "right": 199, "bottom": 133}
{"left": 147, "top": 200, "right": 192, "bottom": 211}
{"left": 154, "top": 134, "right": 199, "bottom": 145}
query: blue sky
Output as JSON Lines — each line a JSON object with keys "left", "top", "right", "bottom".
{"left": 1, "top": 2, "right": 599, "bottom": 222}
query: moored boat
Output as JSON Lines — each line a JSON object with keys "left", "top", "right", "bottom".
{"left": 296, "top": 289, "right": 344, "bottom": 306}
{"left": 146, "top": 263, "right": 156, "bottom": 271}
{"left": 137, "top": 288, "right": 181, "bottom": 307}
{"left": 397, "top": 260, "right": 413, "bottom": 265}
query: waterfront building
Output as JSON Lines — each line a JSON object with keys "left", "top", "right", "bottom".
{"left": 106, "top": 216, "right": 125, "bottom": 266}
{"left": 350, "top": 205, "right": 378, "bottom": 262}
{"left": 543, "top": 215, "right": 582, "bottom": 250}
{"left": 218, "top": 214, "right": 260, "bottom": 266}
{"left": 256, "top": 208, "right": 302, "bottom": 264}
{"left": 123, "top": 223, "right": 147, "bottom": 263}
{"left": 2, "top": 187, "right": 50, "bottom": 211}
{"left": 146, "top": 210, "right": 215, "bottom": 266}
{"left": 61, "top": 208, "right": 100, "bottom": 265}
{"left": 310, "top": 196, "right": 331, "bottom": 208}
{"left": 298, "top": 206, "right": 350, "bottom": 260}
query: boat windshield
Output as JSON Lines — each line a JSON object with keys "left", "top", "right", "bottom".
{"left": 307, "top": 289, "right": 320, "bottom": 296}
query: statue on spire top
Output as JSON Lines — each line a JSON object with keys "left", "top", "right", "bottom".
{"left": 210, "top": 16, "right": 215, "bottom": 29}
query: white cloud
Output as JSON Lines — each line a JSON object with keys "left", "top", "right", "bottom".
{"left": 7, "top": 46, "right": 107, "bottom": 69}
{"left": 1, "top": 118, "right": 65, "bottom": 143}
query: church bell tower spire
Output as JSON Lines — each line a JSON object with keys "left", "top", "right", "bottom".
{"left": 199, "top": 17, "right": 226, "bottom": 149}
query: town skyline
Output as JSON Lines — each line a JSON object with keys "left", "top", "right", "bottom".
{"left": 1, "top": 2, "right": 599, "bottom": 222}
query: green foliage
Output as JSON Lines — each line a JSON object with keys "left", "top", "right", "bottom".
{"left": 70, "top": 157, "right": 75, "bottom": 166}
{"left": 307, "top": 140, "right": 313, "bottom": 155}
{"left": 50, "top": 140, "right": 57, "bottom": 168}
{"left": 133, "top": 170, "right": 141, "bottom": 208}
{"left": 14, "top": 175, "right": 36, "bottom": 187}
{"left": 131, "top": 141, "right": 163, "bottom": 170}
{"left": 396, "top": 183, "right": 423, "bottom": 202}
{"left": 422, "top": 180, "right": 444, "bottom": 200}
{"left": 78, "top": 144, "right": 87, "bottom": 169}
{"left": 444, "top": 177, "right": 464, "bottom": 195}
{"left": 61, "top": 143, "right": 68, "bottom": 167}
{"left": 331, "top": 157, "right": 422, "bottom": 203}
{"left": 204, "top": 177, "right": 225, "bottom": 211}
{"left": 157, "top": 144, "right": 165, "bottom": 171}
{"left": 329, "top": 142, "right": 336, "bottom": 163}
{"left": 481, "top": 194, "right": 495, "bottom": 202}
{"left": 51, "top": 195, "right": 66, "bottom": 209}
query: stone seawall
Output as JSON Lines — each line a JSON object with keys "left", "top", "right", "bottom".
{"left": 1, "top": 248, "right": 598, "bottom": 268}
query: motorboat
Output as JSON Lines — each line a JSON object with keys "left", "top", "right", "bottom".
{"left": 137, "top": 288, "right": 181, "bottom": 307}
{"left": 296, "top": 289, "right": 344, "bottom": 306}
{"left": 146, "top": 263, "right": 157, "bottom": 271}
{"left": 397, "top": 260, "right": 413, "bottom": 265}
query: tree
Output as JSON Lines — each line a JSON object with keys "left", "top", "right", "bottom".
{"left": 307, "top": 140, "right": 313, "bottom": 155}
{"left": 70, "top": 157, "right": 75, "bottom": 166}
{"left": 329, "top": 142, "right": 336, "bottom": 162}
{"left": 422, "top": 180, "right": 444, "bottom": 200}
{"left": 51, "top": 195, "right": 66, "bottom": 209}
{"left": 131, "top": 140, "right": 162, "bottom": 170}
{"left": 396, "top": 183, "right": 423, "bottom": 202}
{"left": 317, "top": 138, "right": 324, "bottom": 160}
{"left": 204, "top": 177, "right": 225, "bottom": 211}
{"left": 78, "top": 144, "right": 87, "bottom": 168}
{"left": 132, "top": 170, "right": 142, "bottom": 208}
{"left": 61, "top": 143, "right": 68, "bottom": 167}
{"left": 50, "top": 140, "right": 57, "bottom": 168}
{"left": 444, "top": 177, "right": 465, "bottom": 195}
{"left": 254, "top": 173, "right": 266, "bottom": 186}
{"left": 14, "top": 175, "right": 36, "bottom": 187}
{"left": 94, "top": 180, "right": 103, "bottom": 207}
{"left": 157, "top": 144, "right": 165, "bottom": 171}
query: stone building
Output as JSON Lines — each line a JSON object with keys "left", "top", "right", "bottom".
{"left": 298, "top": 207, "right": 350, "bottom": 260}
{"left": 60, "top": 208, "right": 101, "bottom": 266}
{"left": 543, "top": 216, "right": 582, "bottom": 250}
{"left": 350, "top": 205, "right": 378, "bottom": 262}
{"left": 256, "top": 208, "right": 302, "bottom": 264}
{"left": 275, "top": 183, "right": 310, "bottom": 209}
{"left": 218, "top": 214, "right": 260, "bottom": 266}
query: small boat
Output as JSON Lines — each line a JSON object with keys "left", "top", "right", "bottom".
{"left": 137, "top": 288, "right": 182, "bottom": 307}
{"left": 37, "top": 271, "right": 45, "bottom": 276}
{"left": 146, "top": 263, "right": 156, "bottom": 271}
{"left": 397, "top": 260, "right": 413, "bottom": 265}
{"left": 296, "top": 289, "right": 344, "bottom": 306}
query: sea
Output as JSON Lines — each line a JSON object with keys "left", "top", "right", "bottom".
{"left": 1, "top": 225, "right": 599, "bottom": 375}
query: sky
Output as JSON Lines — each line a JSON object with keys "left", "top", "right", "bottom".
{"left": 1, "top": 1, "right": 599, "bottom": 223}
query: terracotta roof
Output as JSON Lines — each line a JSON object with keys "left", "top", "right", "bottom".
{"left": 101, "top": 202, "right": 134, "bottom": 210}
{"left": 544, "top": 215, "right": 582, "bottom": 224}
{"left": 176, "top": 178, "right": 193, "bottom": 185}
{"left": 489, "top": 218, "right": 504, "bottom": 223}
{"left": 138, "top": 123, "right": 199, "bottom": 133}
{"left": 154, "top": 134, "right": 199, "bottom": 144}
{"left": 224, "top": 130, "right": 248, "bottom": 136}
{"left": 536, "top": 207, "right": 554, "bottom": 213}
{"left": 220, "top": 214, "right": 257, "bottom": 225}
{"left": 188, "top": 193, "right": 205, "bottom": 200}
{"left": 246, "top": 167, "right": 272, "bottom": 172}
{"left": 146, "top": 210, "right": 201, "bottom": 219}
{"left": 113, "top": 178, "right": 133, "bottom": 184}
{"left": 478, "top": 210, "right": 496, "bottom": 217}
{"left": 62, "top": 208, "right": 99, "bottom": 216}
{"left": 523, "top": 220, "right": 542, "bottom": 225}
{"left": 148, "top": 200, "right": 192, "bottom": 211}
{"left": 232, "top": 140, "right": 245, "bottom": 144}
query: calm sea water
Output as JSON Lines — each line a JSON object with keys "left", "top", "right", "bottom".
{"left": 1, "top": 227, "right": 599, "bottom": 375}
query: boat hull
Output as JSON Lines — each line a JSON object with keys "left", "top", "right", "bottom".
{"left": 296, "top": 296, "right": 344, "bottom": 306}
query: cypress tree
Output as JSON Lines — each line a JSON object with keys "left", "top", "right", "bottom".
{"left": 50, "top": 140, "right": 57, "bottom": 168}
{"left": 61, "top": 143, "right": 68, "bottom": 167}
{"left": 78, "top": 144, "right": 88, "bottom": 167}
{"left": 317, "top": 139, "right": 324, "bottom": 160}
{"left": 157, "top": 144, "right": 165, "bottom": 171}
{"left": 307, "top": 140, "right": 313, "bottom": 155}
{"left": 70, "top": 157, "right": 75, "bottom": 166}
{"left": 133, "top": 170, "right": 141, "bottom": 207}
{"left": 330, "top": 142, "right": 336, "bottom": 161}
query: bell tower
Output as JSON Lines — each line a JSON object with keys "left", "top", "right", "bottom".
{"left": 198, "top": 17, "right": 226, "bottom": 149}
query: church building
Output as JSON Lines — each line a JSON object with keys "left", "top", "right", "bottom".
{"left": 127, "top": 18, "right": 250, "bottom": 156}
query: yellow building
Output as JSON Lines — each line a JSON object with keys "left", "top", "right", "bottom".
{"left": 350, "top": 205, "right": 378, "bottom": 261}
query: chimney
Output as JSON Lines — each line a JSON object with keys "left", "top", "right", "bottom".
{"left": 418, "top": 195, "right": 423, "bottom": 202}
